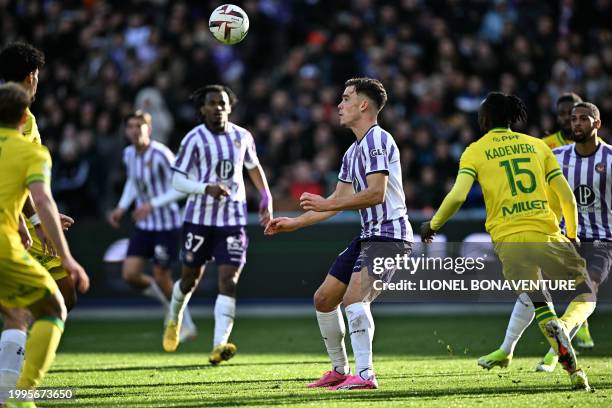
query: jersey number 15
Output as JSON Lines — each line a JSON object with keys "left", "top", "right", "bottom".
{"left": 500, "top": 158, "right": 536, "bottom": 196}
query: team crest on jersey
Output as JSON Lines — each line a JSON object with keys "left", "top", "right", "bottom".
{"left": 216, "top": 159, "right": 235, "bottom": 179}
{"left": 595, "top": 162, "right": 605, "bottom": 173}
{"left": 234, "top": 138, "right": 241, "bottom": 148}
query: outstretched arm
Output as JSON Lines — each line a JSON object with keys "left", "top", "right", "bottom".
{"left": 300, "top": 172, "right": 387, "bottom": 212}
{"left": 421, "top": 173, "right": 474, "bottom": 242}
{"left": 265, "top": 181, "right": 353, "bottom": 235}
{"left": 247, "top": 164, "right": 273, "bottom": 226}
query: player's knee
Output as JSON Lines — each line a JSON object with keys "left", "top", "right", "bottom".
{"left": 42, "top": 292, "right": 68, "bottom": 322}
{"left": 1, "top": 308, "right": 30, "bottom": 331}
{"left": 122, "top": 267, "right": 140, "bottom": 285}
{"left": 313, "top": 290, "right": 337, "bottom": 312}
{"left": 218, "top": 274, "right": 238, "bottom": 295}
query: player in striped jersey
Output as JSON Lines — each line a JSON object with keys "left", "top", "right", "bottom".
{"left": 163, "top": 85, "right": 273, "bottom": 365}
{"left": 0, "top": 42, "right": 78, "bottom": 401}
{"left": 108, "top": 110, "right": 196, "bottom": 341}
{"left": 266, "top": 78, "right": 412, "bottom": 390}
{"left": 479, "top": 102, "right": 611, "bottom": 374}
{"left": 541, "top": 93, "right": 582, "bottom": 149}
{"left": 423, "top": 92, "right": 595, "bottom": 390}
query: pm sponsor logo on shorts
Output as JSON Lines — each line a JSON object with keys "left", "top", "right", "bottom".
{"left": 154, "top": 245, "right": 169, "bottom": 262}
{"left": 227, "top": 235, "right": 245, "bottom": 261}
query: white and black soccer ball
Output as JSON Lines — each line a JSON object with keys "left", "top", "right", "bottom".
{"left": 209, "top": 4, "right": 249, "bottom": 45}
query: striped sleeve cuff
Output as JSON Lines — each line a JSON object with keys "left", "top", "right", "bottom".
{"left": 25, "top": 174, "right": 46, "bottom": 185}
{"left": 458, "top": 168, "right": 476, "bottom": 179}
{"left": 546, "top": 169, "right": 562, "bottom": 184}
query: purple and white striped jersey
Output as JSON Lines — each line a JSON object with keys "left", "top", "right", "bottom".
{"left": 173, "top": 122, "right": 259, "bottom": 226}
{"left": 123, "top": 141, "right": 183, "bottom": 231}
{"left": 555, "top": 142, "right": 612, "bottom": 241}
{"left": 338, "top": 124, "right": 413, "bottom": 241}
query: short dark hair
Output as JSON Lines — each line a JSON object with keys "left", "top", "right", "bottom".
{"left": 0, "top": 82, "right": 30, "bottom": 127}
{"left": 480, "top": 92, "right": 527, "bottom": 128}
{"left": 125, "top": 110, "right": 152, "bottom": 126}
{"left": 572, "top": 102, "right": 600, "bottom": 121}
{"left": 557, "top": 92, "right": 582, "bottom": 106}
{"left": 0, "top": 42, "right": 45, "bottom": 82}
{"left": 190, "top": 85, "right": 237, "bottom": 108}
{"left": 344, "top": 77, "right": 387, "bottom": 112}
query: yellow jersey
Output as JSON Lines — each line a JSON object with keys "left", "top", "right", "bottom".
{"left": 541, "top": 131, "right": 570, "bottom": 150}
{"left": 22, "top": 108, "right": 42, "bottom": 145}
{"left": 458, "top": 128, "right": 563, "bottom": 241}
{"left": 0, "top": 127, "right": 51, "bottom": 233}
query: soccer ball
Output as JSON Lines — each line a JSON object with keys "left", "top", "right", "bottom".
{"left": 209, "top": 4, "right": 249, "bottom": 45}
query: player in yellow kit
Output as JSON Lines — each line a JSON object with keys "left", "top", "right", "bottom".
{"left": 541, "top": 93, "right": 582, "bottom": 149}
{"left": 0, "top": 42, "right": 75, "bottom": 405}
{"left": 0, "top": 83, "right": 89, "bottom": 408}
{"left": 421, "top": 92, "right": 596, "bottom": 391}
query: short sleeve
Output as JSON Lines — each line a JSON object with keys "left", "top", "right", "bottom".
{"left": 458, "top": 145, "right": 478, "bottom": 179}
{"left": 25, "top": 146, "right": 51, "bottom": 187}
{"left": 173, "top": 132, "right": 199, "bottom": 175}
{"left": 243, "top": 131, "right": 259, "bottom": 170}
{"left": 338, "top": 149, "right": 351, "bottom": 183}
{"left": 362, "top": 130, "right": 390, "bottom": 175}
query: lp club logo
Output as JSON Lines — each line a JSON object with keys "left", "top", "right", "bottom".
{"left": 216, "top": 159, "right": 234, "bottom": 179}
{"left": 575, "top": 185, "right": 595, "bottom": 207}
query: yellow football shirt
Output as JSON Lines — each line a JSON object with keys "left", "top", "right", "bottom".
{"left": 458, "top": 128, "right": 563, "bottom": 241}
{"left": 22, "top": 108, "right": 42, "bottom": 145}
{"left": 541, "top": 131, "right": 569, "bottom": 150}
{"left": 0, "top": 127, "right": 51, "bottom": 233}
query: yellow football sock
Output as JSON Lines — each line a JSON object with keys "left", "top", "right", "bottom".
{"left": 534, "top": 304, "right": 559, "bottom": 351}
{"left": 561, "top": 294, "right": 596, "bottom": 331}
{"left": 15, "top": 317, "right": 64, "bottom": 389}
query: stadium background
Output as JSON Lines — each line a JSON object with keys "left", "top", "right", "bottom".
{"left": 2, "top": 0, "right": 611, "bottom": 302}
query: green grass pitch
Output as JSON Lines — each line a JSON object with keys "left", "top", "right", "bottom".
{"left": 40, "top": 312, "right": 612, "bottom": 407}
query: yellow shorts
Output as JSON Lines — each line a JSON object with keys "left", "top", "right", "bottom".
{"left": 0, "top": 232, "right": 58, "bottom": 308}
{"left": 494, "top": 231, "right": 588, "bottom": 284}
{"left": 27, "top": 223, "right": 68, "bottom": 280}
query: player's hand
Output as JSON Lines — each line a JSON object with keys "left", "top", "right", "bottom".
{"left": 258, "top": 190, "right": 273, "bottom": 227}
{"left": 264, "top": 217, "right": 299, "bottom": 235}
{"left": 108, "top": 208, "right": 125, "bottom": 229}
{"left": 132, "top": 203, "right": 153, "bottom": 221}
{"left": 206, "top": 184, "right": 230, "bottom": 199}
{"left": 62, "top": 257, "right": 90, "bottom": 293}
{"left": 18, "top": 216, "right": 33, "bottom": 249}
{"left": 59, "top": 213, "right": 75, "bottom": 231}
{"left": 420, "top": 221, "right": 436, "bottom": 243}
{"left": 34, "top": 224, "right": 58, "bottom": 256}
{"left": 299, "top": 193, "right": 331, "bottom": 212}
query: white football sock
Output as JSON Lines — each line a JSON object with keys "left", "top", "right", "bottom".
{"left": 345, "top": 302, "right": 375, "bottom": 380}
{"left": 142, "top": 280, "right": 170, "bottom": 311}
{"left": 168, "top": 280, "right": 193, "bottom": 323}
{"left": 213, "top": 294, "right": 236, "bottom": 347}
{"left": 500, "top": 293, "right": 535, "bottom": 355}
{"left": 182, "top": 306, "right": 195, "bottom": 330}
{"left": 0, "top": 329, "right": 26, "bottom": 403}
{"left": 316, "top": 308, "right": 349, "bottom": 375}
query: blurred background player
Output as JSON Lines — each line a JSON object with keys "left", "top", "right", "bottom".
{"left": 422, "top": 92, "right": 595, "bottom": 391}
{"left": 0, "top": 42, "right": 75, "bottom": 402}
{"left": 266, "top": 78, "right": 412, "bottom": 390}
{"left": 479, "top": 102, "right": 611, "bottom": 373}
{"left": 108, "top": 110, "right": 196, "bottom": 343}
{"left": 163, "top": 85, "right": 273, "bottom": 365}
{"left": 0, "top": 82, "right": 89, "bottom": 408}
{"left": 541, "top": 93, "right": 583, "bottom": 149}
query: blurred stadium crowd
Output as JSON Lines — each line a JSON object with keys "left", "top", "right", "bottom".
{"left": 1, "top": 0, "right": 610, "bottom": 216}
